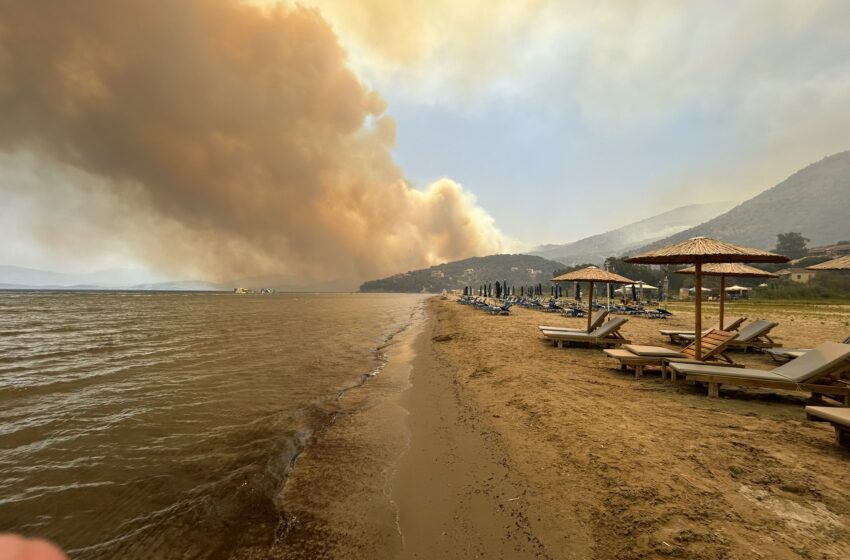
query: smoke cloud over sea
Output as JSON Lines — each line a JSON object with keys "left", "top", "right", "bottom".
{"left": 0, "top": 1, "right": 506, "bottom": 286}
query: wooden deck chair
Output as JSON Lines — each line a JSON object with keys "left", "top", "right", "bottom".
{"left": 538, "top": 309, "right": 609, "bottom": 334}
{"left": 805, "top": 406, "right": 850, "bottom": 448}
{"left": 603, "top": 329, "right": 737, "bottom": 379}
{"left": 679, "top": 320, "right": 779, "bottom": 351}
{"left": 669, "top": 342, "right": 850, "bottom": 404}
{"left": 541, "top": 317, "right": 629, "bottom": 348}
{"left": 660, "top": 316, "right": 745, "bottom": 343}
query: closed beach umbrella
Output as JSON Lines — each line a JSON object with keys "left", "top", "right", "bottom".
{"left": 553, "top": 266, "right": 634, "bottom": 332}
{"left": 807, "top": 255, "right": 850, "bottom": 270}
{"left": 626, "top": 237, "right": 788, "bottom": 360}
{"left": 675, "top": 263, "right": 777, "bottom": 329}
{"left": 631, "top": 284, "right": 637, "bottom": 302}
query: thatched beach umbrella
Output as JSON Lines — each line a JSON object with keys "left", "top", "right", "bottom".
{"left": 675, "top": 263, "right": 778, "bottom": 331}
{"left": 553, "top": 266, "right": 634, "bottom": 332}
{"left": 626, "top": 237, "right": 788, "bottom": 359}
{"left": 807, "top": 255, "right": 850, "bottom": 270}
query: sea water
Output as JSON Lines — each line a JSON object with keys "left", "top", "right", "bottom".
{"left": 0, "top": 291, "right": 426, "bottom": 558}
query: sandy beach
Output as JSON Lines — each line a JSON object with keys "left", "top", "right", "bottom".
{"left": 390, "top": 297, "right": 850, "bottom": 559}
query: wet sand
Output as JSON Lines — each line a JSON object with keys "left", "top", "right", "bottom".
{"left": 391, "top": 298, "right": 850, "bottom": 559}
{"left": 393, "top": 303, "right": 587, "bottom": 559}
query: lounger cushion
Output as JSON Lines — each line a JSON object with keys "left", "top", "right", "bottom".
{"left": 603, "top": 348, "right": 645, "bottom": 361}
{"left": 805, "top": 406, "right": 850, "bottom": 427}
{"left": 590, "top": 317, "right": 627, "bottom": 337}
{"left": 538, "top": 325, "right": 585, "bottom": 332}
{"left": 623, "top": 345, "right": 684, "bottom": 357}
{"left": 730, "top": 320, "right": 777, "bottom": 343}
{"left": 772, "top": 342, "right": 850, "bottom": 383}
{"left": 667, "top": 362, "right": 785, "bottom": 381}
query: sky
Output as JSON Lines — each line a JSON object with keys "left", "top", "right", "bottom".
{"left": 1, "top": 1, "right": 849, "bottom": 285}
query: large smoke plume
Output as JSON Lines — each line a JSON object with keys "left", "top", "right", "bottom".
{"left": 0, "top": 1, "right": 505, "bottom": 286}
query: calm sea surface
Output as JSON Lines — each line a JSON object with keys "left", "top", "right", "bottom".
{"left": 0, "top": 291, "right": 426, "bottom": 558}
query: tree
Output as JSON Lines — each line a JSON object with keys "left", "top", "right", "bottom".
{"left": 775, "top": 232, "right": 809, "bottom": 260}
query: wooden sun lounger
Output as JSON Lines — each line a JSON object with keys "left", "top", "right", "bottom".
{"left": 603, "top": 329, "right": 738, "bottom": 379}
{"left": 805, "top": 406, "right": 850, "bottom": 448}
{"left": 679, "top": 320, "right": 780, "bottom": 351}
{"left": 541, "top": 317, "right": 629, "bottom": 348}
{"left": 669, "top": 342, "right": 850, "bottom": 404}
{"left": 660, "top": 316, "right": 745, "bottom": 343}
{"left": 538, "top": 310, "right": 609, "bottom": 334}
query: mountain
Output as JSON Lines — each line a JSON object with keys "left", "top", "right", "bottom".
{"left": 359, "top": 254, "right": 566, "bottom": 293}
{"left": 530, "top": 201, "right": 737, "bottom": 265}
{"left": 637, "top": 151, "right": 850, "bottom": 254}
{"left": 0, "top": 265, "right": 221, "bottom": 291}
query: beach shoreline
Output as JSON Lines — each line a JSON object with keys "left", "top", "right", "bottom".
{"left": 391, "top": 299, "right": 587, "bottom": 559}
{"left": 229, "top": 295, "right": 850, "bottom": 559}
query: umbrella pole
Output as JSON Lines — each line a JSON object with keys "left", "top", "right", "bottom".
{"left": 694, "top": 260, "right": 702, "bottom": 361}
{"left": 587, "top": 282, "right": 594, "bottom": 332}
{"left": 719, "top": 275, "right": 726, "bottom": 330}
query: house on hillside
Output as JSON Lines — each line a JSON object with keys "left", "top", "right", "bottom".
{"left": 777, "top": 268, "right": 816, "bottom": 284}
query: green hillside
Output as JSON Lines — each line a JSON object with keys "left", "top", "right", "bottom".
{"left": 359, "top": 254, "right": 565, "bottom": 293}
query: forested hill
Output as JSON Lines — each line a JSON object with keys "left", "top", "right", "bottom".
{"left": 637, "top": 150, "right": 850, "bottom": 253}
{"left": 359, "top": 254, "right": 565, "bottom": 293}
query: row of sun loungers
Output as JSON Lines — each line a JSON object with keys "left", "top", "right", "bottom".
{"left": 459, "top": 295, "right": 850, "bottom": 451}
{"left": 538, "top": 311, "right": 850, "bottom": 410}
{"left": 456, "top": 295, "right": 512, "bottom": 315}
